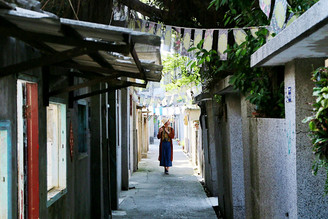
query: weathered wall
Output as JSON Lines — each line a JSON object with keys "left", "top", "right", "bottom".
{"left": 184, "top": 109, "right": 201, "bottom": 167}
{"left": 241, "top": 96, "right": 254, "bottom": 219}
{"left": 225, "top": 94, "right": 245, "bottom": 218}
{"left": 0, "top": 36, "right": 94, "bottom": 218}
{"left": 0, "top": 37, "right": 19, "bottom": 219}
{"left": 286, "top": 58, "right": 328, "bottom": 218}
{"left": 243, "top": 117, "right": 289, "bottom": 219}
{"left": 204, "top": 100, "right": 219, "bottom": 196}
{"left": 73, "top": 86, "right": 91, "bottom": 219}
{"left": 45, "top": 70, "right": 93, "bottom": 218}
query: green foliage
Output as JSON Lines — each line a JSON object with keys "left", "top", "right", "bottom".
{"left": 188, "top": 29, "right": 284, "bottom": 118}
{"left": 303, "top": 67, "right": 328, "bottom": 194}
{"left": 213, "top": 94, "right": 223, "bottom": 104}
{"left": 162, "top": 53, "right": 200, "bottom": 91}
{"left": 209, "top": 0, "right": 268, "bottom": 27}
{"left": 227, "top": 29, "right": 284, "bottom": 117}
{"left": 208, "top": 0, "right": 318, "bottom": 27}
{"left": 287, "top": 0, "right": 319, "bottom": 16}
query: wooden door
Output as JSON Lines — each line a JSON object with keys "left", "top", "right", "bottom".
{"left": 26, "top": 83, "right": 39, "bottom": 219}
{"left": 17, "top": 81, "right": 39, "bottom": 219}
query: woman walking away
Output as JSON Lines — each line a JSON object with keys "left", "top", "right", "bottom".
{"left": 157, "top": 117, "right": 175, "bottom": 174}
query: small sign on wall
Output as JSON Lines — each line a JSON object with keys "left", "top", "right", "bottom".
{"left": 70, "top": 121, "right": 74, "bottom": 161}
{"left": 286, "top": 87, "right": 292, "bottom": 103}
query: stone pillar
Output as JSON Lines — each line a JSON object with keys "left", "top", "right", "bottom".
{"left": 205, "top": 100, "right": 219, "bottom": 196}
{"left": 121, "top": 88, "right": 129, "bottom": 190}
{"left": 285, "top": 58, "right": 328, "bottom": 218}
{"left": 226, "top": 94, "right": 245, "bottom": 218}
{"left": 240, "top": 95, "right": 256, "bottom": 219}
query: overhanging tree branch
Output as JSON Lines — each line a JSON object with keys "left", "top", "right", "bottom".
{"left": 118, "top": 0, "right": 165, "bottom": 19}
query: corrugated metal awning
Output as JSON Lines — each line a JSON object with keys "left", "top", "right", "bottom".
{"left": 0, "top": 4, "right": 162, "bottom": 103}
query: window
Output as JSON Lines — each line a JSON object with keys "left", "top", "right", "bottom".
{"left": 46, "top": 103, "right": 67, "bottom": 205}
{"left": 78, "top": 102, "right": 88, "bottom": 154}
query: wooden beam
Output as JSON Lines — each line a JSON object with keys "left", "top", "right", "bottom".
{"left": 50, "top": 69, "right": 102, "bottom": 79}
{"left": 38, "top": 33, "right": 129, "bottom": 54}
{"left": 0, "top": 0, "right": 14, "bottom": 9}
{"left": 61, "top": 24, "right": 114, "bottom": 70}
{"left": 130, "top": 40, "right": 147, "bottom": 81}
{"left": 57, "top": 62, "right": 146, "bottom": 79}
{"left": 0, "top": 17, "right": 57, "bottom": 54}
{"left": 0, "top": 47, "right": 94, "bottom": 78}
{"left": 48, "top": 76, "right": 123, "bottom": 97}
{"left": 73, "top": 85, "right": 123, "bottom": 101}
{"left": 0, "top": 17, "right": 107, "bottom": 80}
{"left": 73, "top": 81, "right": 146, "bottom": 101}
{"left": 0, "top": 23, "right": 129, "bottom": 54}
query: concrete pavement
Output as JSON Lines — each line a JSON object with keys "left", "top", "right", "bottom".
{"left": 112, "top": 139, "right": 217, "bottom": 219}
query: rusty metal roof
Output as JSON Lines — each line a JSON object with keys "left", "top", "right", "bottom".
{"left": 0, "top": 6, "right": 162, "bottom": 100}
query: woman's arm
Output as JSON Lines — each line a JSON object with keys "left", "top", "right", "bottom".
{"left": 157, "top": 127, "right": 163, "bottom": 139}
{"left": 168, "top": 127, "right": 175, "bottom": 139}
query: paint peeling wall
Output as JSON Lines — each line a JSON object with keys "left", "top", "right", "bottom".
{"left": 0, "top": 36, "right": 92, "bottom": 218}
{"left": 0, "top": 36, "right": 39, "bottom": 219}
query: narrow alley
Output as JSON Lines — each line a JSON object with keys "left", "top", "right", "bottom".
{"left": 2, "top": 0, "right": 328, "bottom": 218}
{"left": 113, "top": 139, "right": 217, "bottom": 219}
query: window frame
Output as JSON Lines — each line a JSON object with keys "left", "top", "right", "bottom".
{"left": 77, "top": 100, "right": 89, "bottom": 159}
{"left": 46, "top": 102, "right": 67, "bottom": 207}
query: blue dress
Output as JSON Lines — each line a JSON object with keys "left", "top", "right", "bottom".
{"left": 160, "top": 141, "right": 172, "bottom": 167}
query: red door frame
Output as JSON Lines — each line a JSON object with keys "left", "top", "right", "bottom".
{"left": 26, "top": 83, "right": 39, "bottom": 219}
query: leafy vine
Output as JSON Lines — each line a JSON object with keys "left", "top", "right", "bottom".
{"left": 303, "top": 67, "right": 328, "bottom": 194}
{"left": 188, "top": 28, "right": 285, "bottom": 118}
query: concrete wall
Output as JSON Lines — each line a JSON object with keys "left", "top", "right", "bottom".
{"left": 225, "top": 94, "right": 245, "bottom": 218}
{"left": 183, "top": 109, "right": 201, "bottom": 167}
{"left": 213, "top": 93, "right": 245, "bottom": 219}
{"left": 285, "top": 58, "right": 328, "bottom": 218}
{"left": 178, "top": 110, "right": 185, "bottom": 141}
{"left": 136, "top": 109, "right": 149, "bottom": 161}
{"left": 241, "top": 58, "right": 328, "bottom": 219}
{"left": 243, "top": 118, "right": 289, "bottom": 219}
{"left": 204, "top": 100, "right": 219, "bottom": 197}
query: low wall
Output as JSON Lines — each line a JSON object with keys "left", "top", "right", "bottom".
{"left": 245, "top": 118, "right": 290, "bottom": 219}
